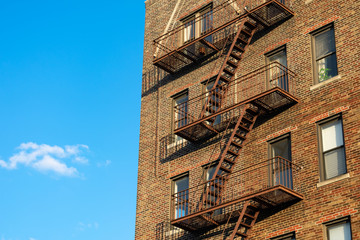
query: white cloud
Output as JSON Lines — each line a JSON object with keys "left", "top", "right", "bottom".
{"left": 29, "top": 238, "right": 37, "bottom": 240}
{"left": 97, "top": 160, "right": 111, "bottom": 168}
{"left": 77, "top": 221, "right": 99, "bottom": 231}
{"left": 0, "top": 142, "right": 89, "bottom": 177}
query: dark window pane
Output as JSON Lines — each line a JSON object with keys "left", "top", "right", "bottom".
{"left": 317, "top": 53, "right": 338, "bottom": 82}
{"left": 315, "top": 28, "right": 336, "bottom": 59}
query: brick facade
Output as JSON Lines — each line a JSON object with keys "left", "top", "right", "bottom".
{"left": 136, "top": 0, "right": 360, "bottom": 239}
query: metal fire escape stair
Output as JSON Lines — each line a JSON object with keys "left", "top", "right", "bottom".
{"left": 228, "top": 201, "right": 260, "bottom": 240}
{"left": 202, "top": 19, "right": 257, "bottom": 127}
{"left": 201, "top": 104, "right": 260, "bottom": 212}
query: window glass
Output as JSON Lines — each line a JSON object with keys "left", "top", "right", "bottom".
{"left": 201, "top": 9, "right": 213, "bottom": 34}
{"left": 174, "top": 93, "right": 188, "bottom": 129}
{"left": 173, "top": 92, "right": 188, "bottom": 142}
{"left": 312, "top": 26, "right": 338, "bottom": 83}
{"left": 269, "top": 136, "right": 292, "bottom": 189}
{"left": 184, "top": 19, "right": 195, "bottom": 42}
{"left": 319, "top": 117, "right": 346, "bottom": 180}
{"left": 173, "top": 175, "right": 189, "bottom": 219}
{"left": 327, "top": 221, "right": 352, "bottom": 240}
{"left": 266, "top": 47, "right": 289, "bottom": 91}
{"left": 315, "top": 28, "right": 336, "bottom": 58}
{"left": 321, "top": 119, "right": 344, "bottom": 151}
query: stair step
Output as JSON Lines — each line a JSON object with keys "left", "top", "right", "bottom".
{"left": 230, "top": 141, "right": 243, "bottom": 148}
{"left": 206, "top": 107, "right": 217, "bottom": 113}
{"left": 234, "top": 133, "right": 246, "bottom": 140}
{"left": 242, "top": 116, "right": 254, "bottom": 124}
{"left": 246, "top": 107, "right": 258, "bottom": 116}
{"left": 245, "top": 21, "right": 256, "bottom": 29}
{"left": 244, "top": 213, "right": 255, "bottom": 219}
{"left": 240, "top": 222, "right": 251, "bottom": 228}
{"left": 247, "top": 204, "right": 259, "bottom": 210}
{"left": 227, "top": 149, "right": 239, "bottom": 156}
{"left": 227, "top": 60, "right": 238, "bottom": 68}
{"left": 230, "top": 52, "right": 242, "bottom": 60}
{"left": 233, "top": 44, "right": 245, "bottom": 52}
{"left": 220, "top": 165, "right": 231, "bottom": 173}
{"left": 223, "top": 67, "right": 235, "bottom": 76}
{"left": 238, "top": 124, "right": 250, "bottom": 132}
{"left": 241, "top": 29, "right": 252, "bottom": 36}
{"left": 223, "top": 157, "right": 235, "bottom": 164}
{"left": 237, "top": 37, "right": 248, "bottom": 45}
{"left": 220, "top": 74, "right": 231, "bottom": 82}
{"left": 236, "top": 231, "right": 248, "bottom": 237}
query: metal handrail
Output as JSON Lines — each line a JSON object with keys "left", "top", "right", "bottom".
{"left": 171, "top": 156, "right": 302, "bottom": 220}
{"left": 173, "top": 62, "right": 297, "bottom": 130}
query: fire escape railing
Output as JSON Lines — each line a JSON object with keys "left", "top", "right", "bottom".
{"left": 171, "top": 157, "right": 302, "bottom": 221}
{"left": 174, "top": 62, "right": 296, "bottom": 131}
{"left": 153, "top": 0, "right": 293, "bottom": 73}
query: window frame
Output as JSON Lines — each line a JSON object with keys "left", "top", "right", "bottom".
{"left": 317, "top": 114, "right": 347, "bottom": 181}
{"left": 171, "top": 172, "right": 189, "bottom": 220}
{"left": 267, "top": 134, "right": 293, "bottom": 189}
{"left": 265, "top": 45, "right": 288, "bottom": 91}
{"left": 323, "top": 216, "right": 352, "bottom": 240}
{"left": 270, "top": 232, "right": 295, "bottom": 240}
{"left": 311, "top": 23, "right": 338, "bottom": 84}
{"left": 171, "top": 89, "right": 189, "bottom": 143}
{"left": 180, "top": 3, "right": 213, "bottom": 45}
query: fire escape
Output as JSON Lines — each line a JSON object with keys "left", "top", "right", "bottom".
{"left": 153, "top": 0, "right": 303, "bottom": 239}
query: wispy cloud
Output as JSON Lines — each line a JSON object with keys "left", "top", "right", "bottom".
{"left": 29, "top": 237, "right": 37, "bottom": 240}
{"left": 97, "top": 160, "right": 111, "bottom": 168}
{"left": 77, "top": 221, "right": 99, "bottom": 231}
{"left": 0, "top": 142, "right": 89, "bottom": 177}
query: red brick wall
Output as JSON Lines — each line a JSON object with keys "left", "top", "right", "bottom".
{"left": 136, "top": 0, "right": 360, "bottom": 239}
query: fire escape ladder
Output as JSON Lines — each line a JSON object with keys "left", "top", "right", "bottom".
{"left": 202, "top": 19, "right": 258, "bottom": 125}
{"left": 228, "top": 201, "right": 260, "bottom": 240}
{"left": 200, "top": 104, "right": 260, "bottom": 212}
{"left": 213, "top": 104, "right": 259, "bottom": 178}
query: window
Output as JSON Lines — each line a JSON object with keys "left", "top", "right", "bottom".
{"left": 181, "top": 4, "right": 213, "bottom": 44}
{"left": 172, "top": 91, "right": 188, "bottom": 142}
{"left": 266, "top": 46, "right": 289, "bottom": 91}
{"left": 312, "top": 24, "right": 338, "bottom": 83}
{"left": 203, "top": 164, "right": 223, "bottom": 214}
{"left": 325, "top": 218, "right": 352, "bottom": 240}
{"left": 318, "top": 116, "right": 346, "bottom": 181}
{"left": 183, "top": 17, "right": 196, "bottom": 43}
{"left": 268, "top": 135, "right": 292, "bottom": 189}
{"left": 172, "top": 174, "right": 189, "bottom": 219}
{"left": 271, "top": 232, "right": 295, "bottom": 240}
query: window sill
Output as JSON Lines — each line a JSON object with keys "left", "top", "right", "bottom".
{"left": 167, "top": 139, "right": 188, "bottom": 149}
{"left": 310, "top": 75, "right": 341, "bottom": 91}
{"left": 317, "top": 173, "right": 350, "bottom": 188}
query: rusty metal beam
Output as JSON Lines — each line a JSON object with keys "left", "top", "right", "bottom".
{"left": 171, "top": 185, "right": 303, "bottom": 225}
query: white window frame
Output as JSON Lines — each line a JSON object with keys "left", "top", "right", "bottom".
{"left": 317, "top": 115, "right": 347, "bottom": 181}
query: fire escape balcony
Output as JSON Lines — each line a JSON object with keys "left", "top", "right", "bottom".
{"left": 174, "top": 62, "right": 298, "bottom": 142}
{"left": 153, "top": 0, "right": 294, "bottom": 74}
{"left": 170, "top": 157, "right": 303, "bottom": 232}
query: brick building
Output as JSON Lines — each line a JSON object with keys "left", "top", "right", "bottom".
{"left": 136, "top": 0, "right": 359, "bottom": 239}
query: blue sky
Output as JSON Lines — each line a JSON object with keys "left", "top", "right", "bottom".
{"left": 0, "top": 1, "right": 143, "bottom": 239}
